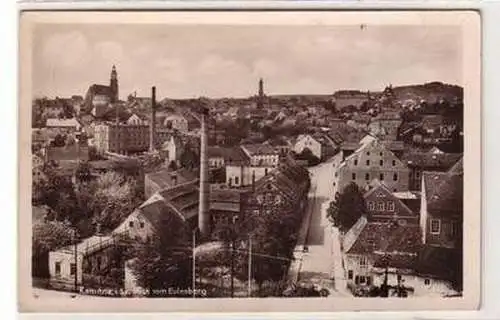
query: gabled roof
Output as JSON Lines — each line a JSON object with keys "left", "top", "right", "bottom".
{"left": 46, "top": 118, "right": 81, "bottom": 128}
{"left": 423, "top": 170, "right": 463, "bottom": 215}
{"left": 88, "top": 84, "right": 112, "bottom": 96}
{"left": 146, "top": 168, "right": 198, "bottom": 190}
{"left": 241, "top": 144, "right": 279, "bottom": 156}
{"left": 345, "top": 218, "right": 422, "bottom": 255}
{"left": 364, "top": 180, "right": 416, "bottom": 217}
{"left": 401, "top": 152, "right": 462, "bottom": 170}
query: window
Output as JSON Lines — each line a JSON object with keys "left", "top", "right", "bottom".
{"left": 55, "top": 262, "right": 61, "bottom": 275}
{"left": 97, "top": 256, "right": 102, "bottom": 270}
{"left": 235, "top": 176, "right": 239, "bottom": 185}
{"left": 387, "top": 201, "right": 395, "bottom": 211}
{"left": 348, "top": 270, "right": 354, "bottom": 280}
{"left": 129, "top": 221, "right": 134, "bottom": 228}
{"left": 366, "top": 160, "right": 370, "bottom": 166}
{"left": 359, "top": 256, "right": 368, "bottom": 267}
{"left": 379, "top": 159, "right": 384, "bottom": 166}
{"left": 397, "top": 274, "right": 402, "bottom": 282}
{"left": 354, "top": 159, "right": 358, "bottom": 166}
{"left": 367, "top": 152, "right": 370, "bottom": 156}
{"left": 379, "top": 173, "right": 384, "bottom": 181}
{"left": 70, "top": 263, "right": 76, "bottom": 276}
{"left": 424, "top": 278, "right": 431, "bottom": 286}
{"left": 365, "top": 173, "right": 370, "bottom": 181}
{"left": 377, "top": 202, "right": 385, "bottom": 211}
{"left": 379, "top": 152, "right": 383, "bottom": 156}
{"left": 393, "top": 173, "right": 398, "bottom": 181}
{"left": 359, "top": 276, "right": 367, "bottom": 284}
{"left": 265, "top": 168, "right": 268, "bottom": 175}
{"left": 335, "top": 172, "right": 338, "bottom": 177}
{"left": 451, "top": 221, "right": 460, "bottom": 237}
{"left": 140, "top": 221, "right": 145, "bottom": 229}
{"left": 392, "top": 160, "right": 396, "bottom": 166}
{"left": 352, "top": 173, "right": 356, "bottom": 180}
{"left": 430, "top": 219, "right": 441, "bottom": 234}
{"left": 366, "top": 276, "right": 372, "bottom": 286}
{"left": 368, "top": 201, "right": 375, "bottom": 211}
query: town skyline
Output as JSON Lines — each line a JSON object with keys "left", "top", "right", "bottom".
{"left": 33, "top": 24, "right": 462, "bottom": 99}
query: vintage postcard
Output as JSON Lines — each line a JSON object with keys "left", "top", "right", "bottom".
{"left": 18, "top": 10, "right": 481, "bottom": 312}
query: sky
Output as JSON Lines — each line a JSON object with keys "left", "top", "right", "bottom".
{"left": 32, "top": 24, "right": 462, "bottom": 100}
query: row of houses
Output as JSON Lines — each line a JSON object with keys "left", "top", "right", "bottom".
{"left": 333, "top": 133, "right": 463, "bottom": 297}
{"left": 47, "top": 157, "right": 310, "bottom": 292}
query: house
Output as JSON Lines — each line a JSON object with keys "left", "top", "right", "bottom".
{"left": 420, "top": 158, "right": 463, "bottom": 250}
{"left": 46, "top": 118, "right": 81, "bottom": 131}
{"left": 264, "top": 138, "right": 293, "bottom": 158}
{"left": 335, "top": 136, "right": 410, "bottom": 193}
{"left": 293, "top": 134, "right": 322, "bottom": 159}
{"left": 207, "top": 146, "right": 230, "bottom": 169}
{"left": 368, "top": 111, "right": 402, "bottom": 141}
{"left": 144, "top": 168, "right": 198, "bottom": 198}
{"left": 163, "top": 114, "right": 189, "bottom": 132}
{"left": 364, "top": 180, "right": 419, "bottom": 225}
{"left": 240, "top": 144, "right": 280, "bottom": 167}
{"left": 401, "top": 151, "right": 462, "bottom": 190}
{"left": 343, "top": 216, "right": 422, "bottom": 291}
{"left": 243, "top": 159, "right": 310, "bottom": 218}
{"left": 94, "top": 123, "right": 150, "bottom": 155}
{"left": 126, "top": 113, "right": 148, "bottom": 126}
{"left": 160, "top": 135, "right": 185, "bottom": 166}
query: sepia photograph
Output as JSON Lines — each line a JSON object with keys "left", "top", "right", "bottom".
{"left": 18, "top": 11, "right": 481, "bottom": 312}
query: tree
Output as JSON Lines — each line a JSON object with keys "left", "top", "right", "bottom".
{"left": 75, "top": 161, "right": 92, "bottom": 183}
{"left": 51, "top": 134, "right": 67, "bottom": 147}
{"left": 130, "top": 218, "right": 191, "bottom": 294}
{"left": 326, "top": 182, "right": 366, "bottom": 232}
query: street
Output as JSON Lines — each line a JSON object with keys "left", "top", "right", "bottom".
{"left": 290, "top": 157, "right": 350, "bottom": 297}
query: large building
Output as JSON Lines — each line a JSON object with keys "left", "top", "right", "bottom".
{"left": 83, "top": 65, "right": 119, "bottom": 113}
{"left": 335, "top": 136, "right": 410, "bottom": 193}
{"left": 94, "top": 123, "right": 149, "bottom": 155}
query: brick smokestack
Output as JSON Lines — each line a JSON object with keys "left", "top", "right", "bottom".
{"left": 150, "top": 86, "right": 156, "bottom": 152}
{"left": 198, "top": 107, "right": 210, "bottom": 237}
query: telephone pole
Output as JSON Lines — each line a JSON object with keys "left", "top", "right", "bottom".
{"left": 247, "top": 235, "right": 252, "bottom": 297}
{"left": 73, "top": 228, "right": 78, "bottom": 292}
{"left": 192, "top": 229, "right": 196, "bottom": 298}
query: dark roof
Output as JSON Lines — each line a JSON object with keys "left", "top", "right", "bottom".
{"left": 224, "top": 147, "right": 251, "bottom": 165}
{"left": 401, "top": 152, "right": 462, "bottom": 170}
{"left": 241, "top": 144, "right": 279, "bottom": 156}
{"left": 414, "top": 245, "right": 461, "bottom": 280}
{"left": 146, "top": 168, "right": 198, "bottom": 190}
{"left": 373, "top": 252, "right": 418, "bottom": 270}
{"left": 88, "top": 84, "right": 112, "bottom": 96}
{"left": 423, "top": 169, "right": 463, "bottom": 215}
{"left": 157, "top": 182, "right": 200, "bottom": 221}
{"left": 209, "top": 189, "right": 248, "bottom": 213}
{"left": 448, "top": 157, "right": 463, "bottom": 175}
{"left": 346, "top": 221, "right": 422, "bottom": 255}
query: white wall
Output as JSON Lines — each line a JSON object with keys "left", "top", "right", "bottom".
{"left": 49, "top": 250, "right": 84, "bottom": 286}
{"left": 294, "top": 135, "right": 322, "bottom": 159}
{"left": 226, "top": 165, "right": 271, "bottom": 187}
{"left": 113, "top": 211, "right": 154, "bottom": 242}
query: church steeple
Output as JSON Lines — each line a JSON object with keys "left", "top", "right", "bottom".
{"left": 110, "top": 65, "right": 119, "bottom": 103}
{"left": 257, "top": 78, "right": 265, "bottom": 108}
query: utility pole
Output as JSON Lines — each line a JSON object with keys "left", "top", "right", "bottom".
{"left": 73, "top": 228, "right": 78, "bottom": 292}
{"left": 247, "top": 235, "right": 252, "bottom": 297}
{"left": 230, "top": 239, "right": 235, "bottom": 298}
{"left": 192, "top": 229, "right": 196, "bottom": 298}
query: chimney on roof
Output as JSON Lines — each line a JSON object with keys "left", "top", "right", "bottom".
{"left": 198, "top": 106, "right": 210, "bottom": 237}
{"left": 150, "top": 86, "right": 156, "bottom": 152}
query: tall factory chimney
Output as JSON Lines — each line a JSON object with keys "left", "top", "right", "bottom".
{"left": 150, "top": 86, "right": 156, "bottom": 152}
{"left": 198, "top": 106, "right": 210, "bottom": 237}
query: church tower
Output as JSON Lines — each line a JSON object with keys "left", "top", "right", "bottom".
{"left": 110, "top": 65, "right": 119, "bottom": 103}
{"left": 257, "top": 78, "right": 265, "bottom": 108}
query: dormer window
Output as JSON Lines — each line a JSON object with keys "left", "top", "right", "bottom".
{"left": 354, "top": 159, "right": 358, "bottom": 166}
